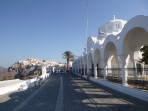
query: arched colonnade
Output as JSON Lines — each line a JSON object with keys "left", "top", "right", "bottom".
{"left": 72, "top": 15, "right": 148, "bottom": 86}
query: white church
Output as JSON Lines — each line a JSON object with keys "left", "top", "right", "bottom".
{"left": 72, "top": 15, "right": 148, "bottom": 86}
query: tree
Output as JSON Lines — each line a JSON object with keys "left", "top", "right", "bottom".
{"left": 63, "top": 51, "right": 74, "bottom": 72}
{"left": 139, "top": 46, "right": 148, "bottom": 64}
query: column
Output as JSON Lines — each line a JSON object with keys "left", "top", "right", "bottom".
{"left": 103, "top": 60, "right": 108, "bottom": 80}
{"left": 133, "top": 61, "right": 138, "bottom": 80}
{"left": 87, "top": 65, "right": 89, "bottom": 78}
{"left": 94, "top": 64, "right": 97, "bottom": 78}
{"left": 84, "top": 66, "right": 85, "bottom": 76}
{"left": 121, "top": 55, "right": 128, "bottom": 86}
{"left": 81, "top": 67, "right": 83, "bottom": 75}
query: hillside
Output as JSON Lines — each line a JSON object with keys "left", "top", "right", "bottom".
{"left": 0, "top": 66, "right": 3, "bottom": 69}
{"left": 0, "top": 67, "right": 16, "bottom": 81}
{"left": 8, "top": 58, "right": 46, "bottom": 80}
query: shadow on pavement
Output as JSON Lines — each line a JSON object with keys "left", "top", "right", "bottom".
{"left": 0, "top": 86, "right": 36, "bottom": 111}
{"left": 0, "top": 74, "right": 59, "bottom": 111}
{"left": 63, "top": 73, "right": 148, "bottom": 111}
{"left": 1, "top": 73, "right": 148, "bottom": 111}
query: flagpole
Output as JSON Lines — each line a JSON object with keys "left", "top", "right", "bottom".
{"left": 84, "top": 2, "right": 88, "bottom": 51}
{"left": 86, "top": 3, "right": 88, "bottom": 39}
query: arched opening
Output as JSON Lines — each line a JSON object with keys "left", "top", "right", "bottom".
{"left": 84, "top": 56, "right": 87, "bottom": 76}
{"left": 80, "top": 58, "right": 84, "bottom": 75}
{"left": 78, "top": 59, "right": 81, "bottom": 75}
{"left": 88, "top": 53, "right": 94, "bottom": 77}
{"left": 94, "top": 49, "right": 104, "bottom": 78}
{"left": 122, "top": 27, "right": 148, "bottom": 86}
{"left": 104, "top": 42, "right": 121, "bottom": 83}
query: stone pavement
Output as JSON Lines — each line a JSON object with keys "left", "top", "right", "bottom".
{"left": 0, "top": 73, "right": 148, "bottom": 111}
{"left": 63, "top": 73, "right": 148, "bottom": 111}
{"left": 0, "top": 74, "right": 59, "bottom": 111}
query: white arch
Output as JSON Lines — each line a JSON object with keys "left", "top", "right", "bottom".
{"left": 87, "top": 37, "right": 97, "bottom": 53}
{"left": 101, "top": 35, "right": 119, "bottom": 59}
{"left": 104, "top": 42, "right": 118, "bottom": 62}
{"left": 87, "top": 53, "right": 93, "bottom": 69}
{"left": 94, "top": 48, "right": 102, "bottom": 65}
{"left": 87, "top": 53, "right": 94, "bottom": 77}
{"left": 122, "top": 27, "right": 148, "bottom": 55}
{"left": 119, "top": 15, "right": 148, "bottom": 55}
{"left": 84, "top": 55, "right": 87, "bottom": 75}
{"left": 103, "top": 42, "right": 119, "bottom": 77}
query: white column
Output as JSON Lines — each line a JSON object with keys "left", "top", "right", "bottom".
{"left": 133, "top": 61, "right": 138, "bottom": 80}
{"left": 121, "top": 56, "right": 128, "bottom": 86}
{"left": 103, "top": 60, "right": 107, "bottom": 80}
{"left": 83, "top": 66, "right": 85, "bottom": 75}
{"left": 79, "top": 64, "right": 81, "bottom": 75}
{"left": 94, "top": 64, "right": 97, "bottom": 78}
{"left": 87, "top": 65, "right": 89, "bottom": 78}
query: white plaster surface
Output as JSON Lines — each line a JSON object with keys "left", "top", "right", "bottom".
{"left": 0, "top": 73, "right": 50, "bottom": 95}
{"left": 0, "top": 79, "right": 27, "bottom": 95}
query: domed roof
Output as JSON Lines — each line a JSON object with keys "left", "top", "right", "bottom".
{"left": 109, "top": 15, "right": 126, "bottom": 23}
{"left": 98, "top": 15, "right": 127, "bottom": 37}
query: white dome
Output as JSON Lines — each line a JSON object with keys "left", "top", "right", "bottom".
{"left": 98, "top": 15, "right": 127, "bottom": 37}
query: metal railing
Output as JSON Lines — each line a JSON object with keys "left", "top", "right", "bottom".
{"left": 106, "top": 68, "right": 122, "bottom": 83}
{"left": 126, "top": 68, "right": 148, "bottom": 90}
{"left": 89, "top": 69, "right": 94, "bottom": 77}
{"left": 73, "top": 67, "right": 148, "bottom": 90}
{"left": 97, "top": 68, "right": 104, "bottom": 79}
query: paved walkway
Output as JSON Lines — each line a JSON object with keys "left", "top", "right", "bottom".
{"left": 0, "top": 73, "right": 148, "bottom": 111}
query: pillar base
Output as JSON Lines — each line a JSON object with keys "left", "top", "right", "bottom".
{"left": 122, "top": 82, "right": 128, "bottom": 86}
{"left": 104, "top": 78, "right": 107, "bottom": 81}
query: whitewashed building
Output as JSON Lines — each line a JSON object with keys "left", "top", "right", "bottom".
{"left": 72, "top": 15, "right": 148, "bottom": 86}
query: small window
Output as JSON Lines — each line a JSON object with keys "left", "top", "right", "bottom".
{"left": 118, "top": 24, "right": 120, "bottom": 28}
{"left": 102, "top": 27, "right": 105, "bottom": 32}
{"left": 108, "top": 25, "right": 112, "bottom": 30}
{"left": 116, "top": 24, "right": 118, "bottom": 29}
{"left": 108, "top": 26, "right": 110, "bottom": 30}
{"left": 110, "top": 25, "right": 112, "bottom": 30}
{"left": 115, "top": 24, "right": 120, "bottom": 29}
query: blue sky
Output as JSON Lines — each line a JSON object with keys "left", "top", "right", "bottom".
{"left": 0, "top": 0, "right": 148, "bottom": 67}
